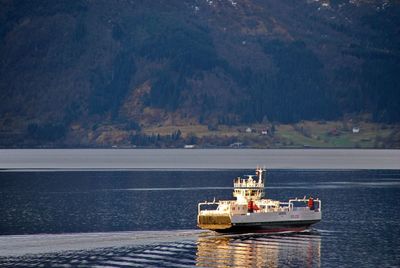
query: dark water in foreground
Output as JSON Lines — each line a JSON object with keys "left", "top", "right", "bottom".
{"left": 0, "top": 170, "right": 400, "bottom": 267}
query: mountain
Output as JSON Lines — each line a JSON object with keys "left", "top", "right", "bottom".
{"left": 0, "top": 0, "right": 399, "bottom": 147}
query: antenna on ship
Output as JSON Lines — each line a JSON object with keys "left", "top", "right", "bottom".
{"left": 256, "top": 165, "right": 264, "bottom": 183}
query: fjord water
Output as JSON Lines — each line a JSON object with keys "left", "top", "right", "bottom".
{"left": 0, "top": 170, "right": 399, "bottom": 267}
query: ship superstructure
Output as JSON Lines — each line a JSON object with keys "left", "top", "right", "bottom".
{"left": 197, "top": 168, "right": 321, "bottom": 233}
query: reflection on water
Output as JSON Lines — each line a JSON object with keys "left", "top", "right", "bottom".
{"left": 0, "top": 231, "right": 321, "bottom": 267}
{"left": 196, "top": 231, "right": 321, "bottom": 268}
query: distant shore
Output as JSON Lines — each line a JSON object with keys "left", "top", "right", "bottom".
{"left": 3, "top": 120, "right": 399, "bottom": 149}
{"left": 0, "top": 149, "right": 399, "bottom": 170}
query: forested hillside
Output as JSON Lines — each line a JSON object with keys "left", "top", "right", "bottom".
{"left": 0, "top": 0, "right": 399, "bottom": 147}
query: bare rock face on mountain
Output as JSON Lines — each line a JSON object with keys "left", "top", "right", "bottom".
{"left": 0, "top": 0, "right": 399, "bottom": 146}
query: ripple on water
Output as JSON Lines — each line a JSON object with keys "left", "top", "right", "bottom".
{"left": 0, "top": 231, "right": 324, "bottom": 267}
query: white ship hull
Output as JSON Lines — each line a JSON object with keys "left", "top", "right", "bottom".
{"left": 198, "top": 208, "right": 321, "bottom": 233}
{"left": 197, "top": 168, "right": 322, "bottom": 233}
{"left": 227, "top": 209, "right": 321, "bottom": 233}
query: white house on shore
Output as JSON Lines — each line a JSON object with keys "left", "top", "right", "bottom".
{"left": 184, "top": 144, "right": 196, "bottom": 149}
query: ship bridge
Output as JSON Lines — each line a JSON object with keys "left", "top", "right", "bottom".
{"left": 233, "top": 168, "right": 265, "bottom": 203}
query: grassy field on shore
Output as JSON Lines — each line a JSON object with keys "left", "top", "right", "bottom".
{"left": 3, "top": 119, "right": 398, "bottom": 148}
{"left": 141, "top": 120, "right": 399, "bottom": 148}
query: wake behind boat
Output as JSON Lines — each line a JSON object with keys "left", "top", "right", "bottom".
{"left": 197, "top": 168, "right": 321, "bottom": 233}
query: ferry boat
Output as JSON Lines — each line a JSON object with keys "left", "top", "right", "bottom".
{"left": 197, "top": 168, "right": 321, "bottom": 233}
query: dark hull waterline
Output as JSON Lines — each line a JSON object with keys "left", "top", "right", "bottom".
{"left": 213, "top": 220, "right": 320, "bottom": 233}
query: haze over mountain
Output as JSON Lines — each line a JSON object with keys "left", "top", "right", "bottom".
{"left": 0, "top": 0, "right": 399, "bottom": 147}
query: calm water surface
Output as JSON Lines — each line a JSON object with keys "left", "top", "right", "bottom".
{"left": 0, "top": 170, "right": 399, "bottom": 267}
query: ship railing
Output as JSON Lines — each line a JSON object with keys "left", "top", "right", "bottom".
{"left": 233, "top": 182, "right": 264, "bottom": 188}
{"left": 198, "top": 201, "right": 219, "bottom": 215}
{"left": 263, "top": 207, "right": 290, "bottom": 213}
{"left": 198, "top": 200, "right": 240, "bottom": 215}
{"left": 288, "top": 198, "right": 322, "bottom": 212}
{"left": 234, "top": 178, "right": 264, "bottom": 187}
{"left": 198, "top": 200, "right": 234, "bottom": 213}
